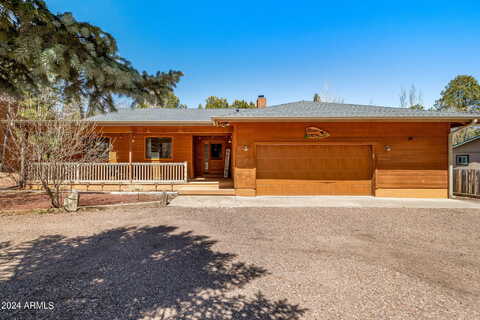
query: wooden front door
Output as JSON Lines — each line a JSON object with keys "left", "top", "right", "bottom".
{"left": 194, "top": 136, "right": 231, "bottom": 177}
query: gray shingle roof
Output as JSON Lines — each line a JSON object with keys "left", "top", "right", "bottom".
{"left": 88, "top": 108, "right": 235, "bottom": 124}
{"left": 88, "top": 101, "right": 479, "bottom": 124}
{"left": 213, "top": 101, "right": 480, "bottom": 120}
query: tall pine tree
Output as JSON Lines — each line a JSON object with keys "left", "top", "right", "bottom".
{"left": 0, "top": 0, "right": 183, "bottom": 116}
{"left": 435, "top": 75, "right": 480, "bottom": 111}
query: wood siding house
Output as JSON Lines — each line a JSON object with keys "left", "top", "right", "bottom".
{"left": 453, "top": 136, "right": 480, "bottom": 168}
{"left": 37, "top": 97, "right": 478, "bottom": 198}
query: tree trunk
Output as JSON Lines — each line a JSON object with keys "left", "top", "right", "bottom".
{"left": 0, "top": 131, "right": 7, "bottom": 171}
{"left": 1, "top": 102, "right": 12, "bottom": 171}
{"left": 42, "top": 180, "right": 61, "bottom": 208}
{"left": 19, "top": 140, "right": 25, "bottom": 188}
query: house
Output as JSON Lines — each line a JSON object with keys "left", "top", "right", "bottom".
{"left": 33, "top": 96, "right": 478, "bottom": 198}
{"left": 453, "top": 136, "right": 480, "bottom": 168}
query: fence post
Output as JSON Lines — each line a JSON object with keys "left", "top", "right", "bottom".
{"left": 183, "top": 161, "right": 188, "bottom": 183}
{"left": 129, "top": 163, "right": 133, "bottom": 183}
{"left": 75, "top": 164, "right": 80, "bottom": 184}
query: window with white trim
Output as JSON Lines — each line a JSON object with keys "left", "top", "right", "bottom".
{"left": 456, "top": 155, "right": 469, "bottom": 165}
{"left": 146, "top": 137, "right": 172, "bottom": 159}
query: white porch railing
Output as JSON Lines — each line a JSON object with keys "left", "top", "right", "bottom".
{"left": 30, "top": 162, "right": 188, "bottom": 184}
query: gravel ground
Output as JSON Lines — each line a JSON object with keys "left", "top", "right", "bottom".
{"left": 1, "top": 205, "right": 480, "bottom": 319}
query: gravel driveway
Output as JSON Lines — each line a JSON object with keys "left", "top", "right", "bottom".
{"left": 1, "top": 205, "right": 480, "bottom": 319}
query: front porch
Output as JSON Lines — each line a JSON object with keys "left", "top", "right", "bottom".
{"left": 27, "top": 162, "right": 235, "bottom": 195}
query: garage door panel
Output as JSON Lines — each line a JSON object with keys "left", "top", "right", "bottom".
{"left": 256, "top": 179, "right": 372, "bottom": 196}
{"left": 256, "top": 145, "right": 372, "bottom": 195}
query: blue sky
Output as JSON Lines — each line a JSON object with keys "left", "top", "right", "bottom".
{"left": 47, "top": 0, "right": 480, "bottom": 109}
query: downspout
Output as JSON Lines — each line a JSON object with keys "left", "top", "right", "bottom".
{"left": 449, "top": 119, "right": 478, "bottom": 198}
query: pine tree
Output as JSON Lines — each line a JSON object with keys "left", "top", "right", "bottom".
{"left": 435, "top": 75, "right": 480, "bottom": 111}
{"left": 205, "top": 96, "right": 229, "bottom": 109}
{"left": 136, "top": 91, "right": 185, "bottom": 109}
{"left": 203, "top": 97, "right": 256, "bottom": 109}
{"left": 230, "top": 99, "right": 256, "bottom": 109}
{"left": 0, "top": 0, "right": 183, "bottom": 116}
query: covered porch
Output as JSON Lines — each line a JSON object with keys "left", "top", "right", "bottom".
{"left": 27, "top": 162, "right": 234, "bottom": 195}
{"left": 25, "top": 121, "right": 238, "bottom": 194}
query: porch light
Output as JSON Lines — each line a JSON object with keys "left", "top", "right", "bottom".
{"left": 241, "top": 145, "right": 249, "bottom": 152}
{"left": 384, "top": 145, "right": 392, "bottom": 152}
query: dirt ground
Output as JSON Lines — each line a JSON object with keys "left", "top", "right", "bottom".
{"left": 1, "top": 206, "right": 480, "bottom": 319}
{"left": 0, "top": 191, "right": 166, "bottom": 211}
{"left": 0, "top": 173, "right": 166, "bottom": 211}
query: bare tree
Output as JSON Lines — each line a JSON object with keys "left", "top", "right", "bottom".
{"left": 1, "top": 91, "right": 108, "bottom": 208}
{"left": 399, "top": 87, "right": 407, "bottom": 108}
{"left": 408, "top": 85, "right": 417, "bottom": 106}
{"left": 399, "top": 85, "right": 424, "bottom": 109}
{"left": 315, "top": 83, "right": 344, "bottom": 103}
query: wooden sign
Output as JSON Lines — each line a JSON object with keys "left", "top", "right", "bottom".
{"left": 305, "top": 127, "right": 330, "bottom": 139}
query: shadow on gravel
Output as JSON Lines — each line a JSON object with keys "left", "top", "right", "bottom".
{"left": 0, "top": 226, "right": 306, "bottom": 319}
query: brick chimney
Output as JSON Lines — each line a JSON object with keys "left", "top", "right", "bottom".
{"left": 256, "top": 95, "right": 267, "bottom": 108}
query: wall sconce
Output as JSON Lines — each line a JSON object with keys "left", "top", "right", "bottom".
{"left": 241, "top": 145, "right": 249, "bottom": 152}
{"left": 384, "top": 145, "right": 392, "bottom": 152}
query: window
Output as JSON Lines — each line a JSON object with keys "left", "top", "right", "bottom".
{"left": 456, "top": 155, "right": 469, "bottom": 165}
{"left": 210, "top": 143, "right": 223, "bottom": 160}
{"left": 98, "top": 137, "right": 111, "bottom": 161}
{"left": 146, "top": 137, "right": 172, "bottom": 159}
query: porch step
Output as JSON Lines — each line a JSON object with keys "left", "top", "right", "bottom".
{"left": 178, "top": 189, "right": 236, "bottom": 196}
{"left": 187, "top": 179, "right": 234, "bottom": 189}
{"left": 28, "top": 178, "right": 235, "bottom": 195}
{"left": 174, "top": 184, "right": 220, "bottom": 191}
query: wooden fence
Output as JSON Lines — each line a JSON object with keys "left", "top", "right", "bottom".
{"left": 453, "top": 168, "right": 480, "bottom": 198}
{"left": 30, "top": 162, "right": 188, "bottom": 184}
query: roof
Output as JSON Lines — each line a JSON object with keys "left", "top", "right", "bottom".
{"left": 88, "top": 107, "right": 236, "bottom": 125}
{"left": 212, "top": 101, "right": 480, "bottom": 122}
{"left": 88, "top": 101, "right": 479, "bottom": 125}
{"left": 453, "top": 135, "right": 480, "bottom": 148}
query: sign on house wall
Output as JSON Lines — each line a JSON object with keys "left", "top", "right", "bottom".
{"left": 304, "top": 127, "right": 330, "bottom": 139}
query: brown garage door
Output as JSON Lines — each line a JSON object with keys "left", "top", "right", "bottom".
{"left": 256, "top": 144, "right": 373, "bottom": 196}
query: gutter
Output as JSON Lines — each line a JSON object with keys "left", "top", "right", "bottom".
{"left": 90, "top": 121, "right": 216, "bottom": 126}
{"left": 211, "top": 116, "right": 480, "bottom": 123}
{"left": 449, "top": 119, "right": 478, "bottom": 198}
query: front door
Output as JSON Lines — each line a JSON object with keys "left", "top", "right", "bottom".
{"left": 194, "top": 136, "right": 231, "bottom": 177}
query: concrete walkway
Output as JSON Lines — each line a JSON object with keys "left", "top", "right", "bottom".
{"left": 169, "top": 195, "right": 480, "bottom": 209}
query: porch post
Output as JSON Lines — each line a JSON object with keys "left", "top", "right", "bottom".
{"left": 184, "top": 161, "right": 188, "bottom": 183}
{"left": 128, "top": 132, "right": 133, "bottom": 182}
